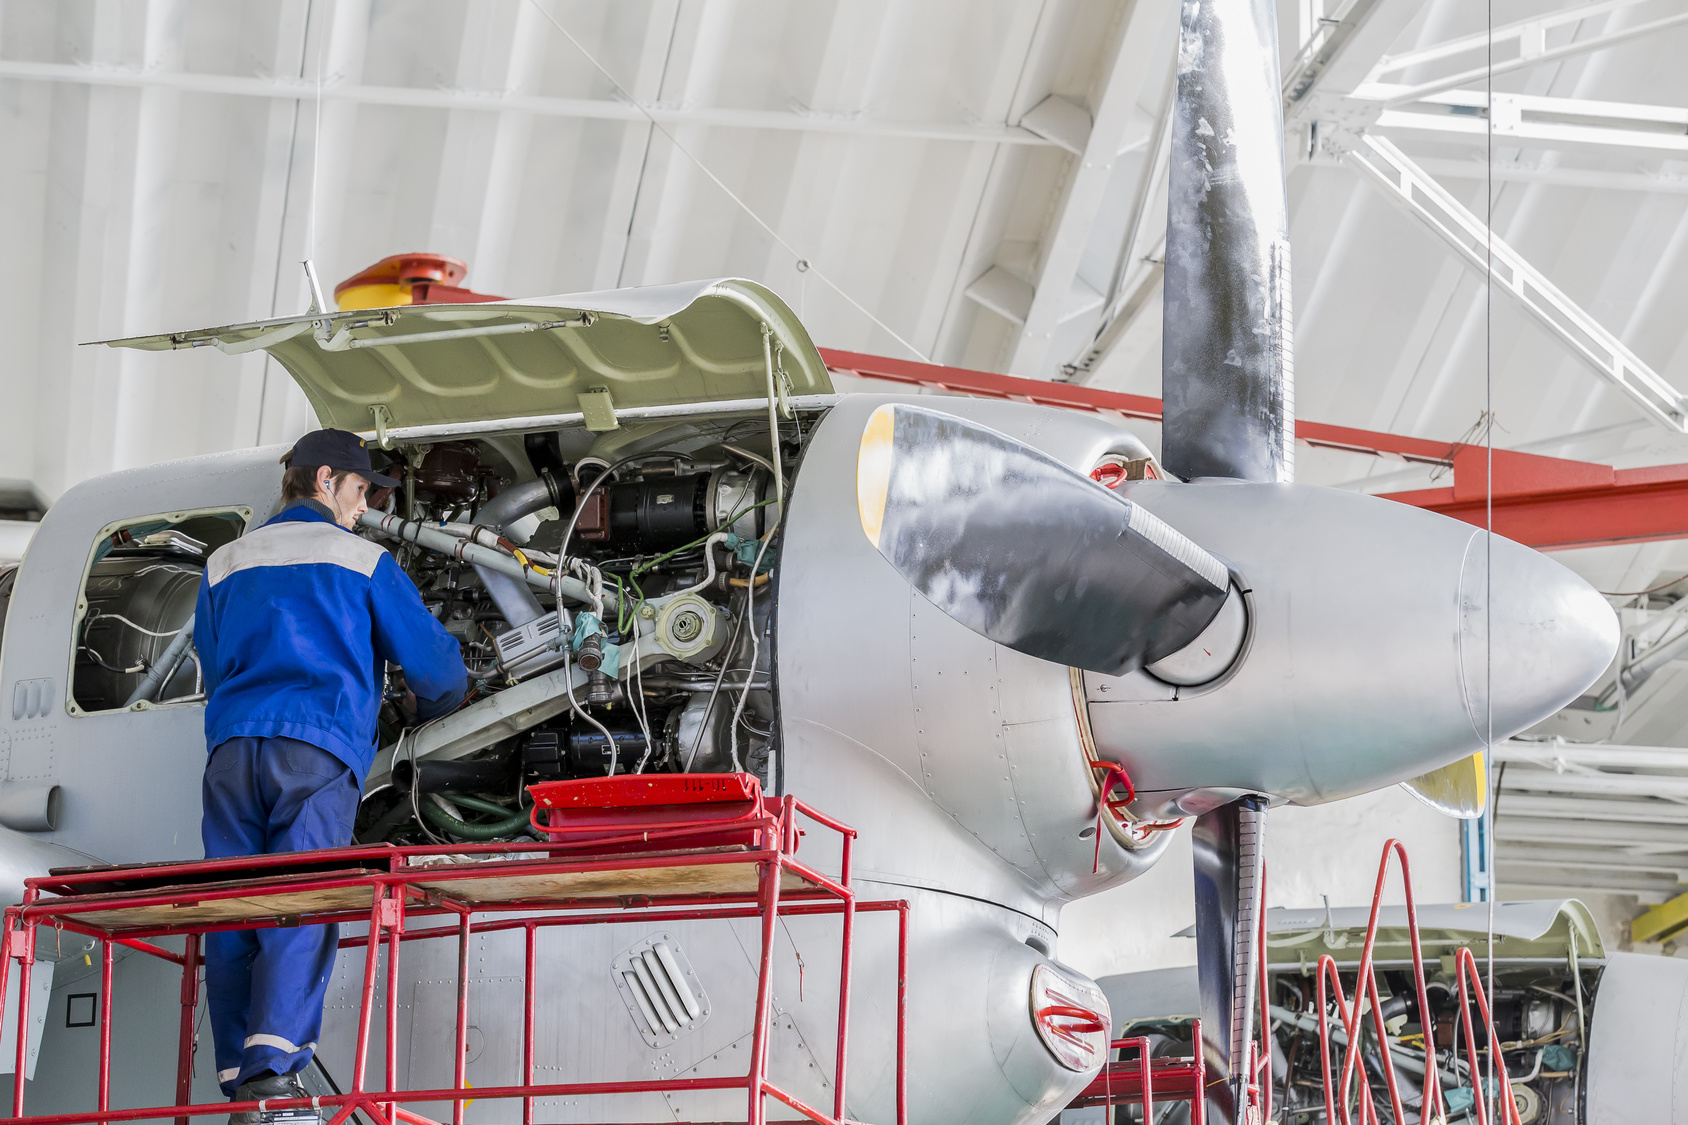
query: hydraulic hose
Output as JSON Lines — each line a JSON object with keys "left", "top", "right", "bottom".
{"left": 390, "top": 757, "right": 512, "bottom": 793}
{"left": 420, "top": 794, "right": 532, "bottom": 841}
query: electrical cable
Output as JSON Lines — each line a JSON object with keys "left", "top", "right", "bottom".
{"left": 1598, "top": 575, "right": 1688, "bottom": 598}
{"left": 86, "top": 610, "right": 185, "bottom": 639}
{"left": 523, "top": 0, "right": 930, "bottom": 363}
{"left": 684, "top": 606, "right": 748, "bottom": 773}
{"left": 557, "top": 607, "right": 625, "bottom": 776}
{"left": 727, "top": 527, "right": 778, "bottom": 774}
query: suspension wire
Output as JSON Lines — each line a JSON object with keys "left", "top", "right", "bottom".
{"left": 1484, "top": 0, "right": 1497, "bottom": 1119}
{"left": 253, "top": 0, "right": 314, "bottom": 447}
{"left": 523, "top": 0, "right": 930, "bottom": 363}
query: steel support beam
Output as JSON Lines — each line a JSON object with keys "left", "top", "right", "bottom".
{"left": 1357, "top": 0, "right": 1688, "bottom": 108}
{"left": 1004, "top": 0, "right": 1168, "bottom": 378}
{"left": 1345, "top": 135, "right": 1688, "bottom": 433}
{"left": 0, "top": 58, "right": 1056, "bottom": 147}
{"left": 1370, "top": 87, "right": 1688, "bottom": 157}
{"left": 1413, "top": 157, "right": 1688, "bottom": 196}
{"left": 1380, "top": 450, "right": 1688, "bottom": 549}
{"left": 1632, "top": 890, "right": 1688, "bottom": 943}
{"left": 1500, "top": 793, "right": 1688, "bottom": 826}
{"left": 823, "top": 348, "right": 1688, "bottom": 551}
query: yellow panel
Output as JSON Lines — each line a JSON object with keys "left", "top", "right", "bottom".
{"left": 1400, "top": 751, "right": 1486, "bottom": 819}
{"left": 1632, "top": 889, "right": 1688, "bottom": 944}
{"left": 335, "top": 283, "right": 412, "bottom": 311}
{"left": 857, "top": 404, "right": 895, "bottom": 548}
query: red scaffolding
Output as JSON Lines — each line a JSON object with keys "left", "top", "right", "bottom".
{"left": 0, "top": 780, "right": 907, "bottom": 1125}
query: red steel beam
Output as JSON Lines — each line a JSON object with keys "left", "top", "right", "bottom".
{"left": 820, "top": 348, "right": 1688, "bottom": 551}
{"left": 820, "top": 349, "right": 1460, "bottom": 463}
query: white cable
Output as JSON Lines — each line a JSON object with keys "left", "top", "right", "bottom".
{"left": 727, "top": 531, "right": 776, "bottom": 775}
{"left": 669, "top": 534, "right": 728, "bottom": 598}
{"left": 630, "top": 629, "right": 656, "bottom": 773}
{"left": 523, "top": 0, "right": 930, "bottom": 363}
{"left": 87, "top": 611, "right": 184, "bottom": 639}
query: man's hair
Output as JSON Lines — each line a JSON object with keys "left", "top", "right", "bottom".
{"left": 281, "top": 465, "right": 356, "bottom": 503}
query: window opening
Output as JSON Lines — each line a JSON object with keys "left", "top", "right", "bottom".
{"left": 70, "top": 508, "right": 249, "bottom": 715}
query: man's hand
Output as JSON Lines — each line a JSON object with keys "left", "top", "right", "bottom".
{"left": 400, "top": 690, "right": 419, "bottom": 722}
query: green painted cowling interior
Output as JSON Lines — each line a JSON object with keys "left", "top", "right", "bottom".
{"left": 96, "top": 278, "right": 833, "bottom": 432}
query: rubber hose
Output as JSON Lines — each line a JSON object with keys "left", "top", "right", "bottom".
{"left": 355, "top": 800, "right": 415, "bottom": 845}
{"left": 390, "top": 757, "right": 512, "bottom": 794}
{"left": 419, "top": 797, "right": 531, "bottom": 841}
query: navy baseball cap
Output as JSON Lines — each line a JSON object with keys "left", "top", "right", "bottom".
{"left": 281, "top": 429, "right": 400, "bottom": 488}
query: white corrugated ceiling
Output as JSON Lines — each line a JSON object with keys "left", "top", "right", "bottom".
{"left": 6, "top": 0, "right": 1688, "bottom": 903}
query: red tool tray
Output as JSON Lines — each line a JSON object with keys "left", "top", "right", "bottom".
{"left": 527, "top": 772, "right": 776, "bottom": 853}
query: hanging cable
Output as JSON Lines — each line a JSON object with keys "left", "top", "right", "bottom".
{"left": 522, "top": 0, "right": 930, "bottom": 363}
{"left": 1483, "top": 4, "right": 1498, "bottom": 1120}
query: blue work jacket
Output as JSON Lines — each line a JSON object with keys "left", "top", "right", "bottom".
{"left": 194, "top": 501, "right": 467, "bottom": 781}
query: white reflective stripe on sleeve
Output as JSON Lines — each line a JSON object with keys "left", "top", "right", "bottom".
{"left": 209, "top": 520, "right": 387, "bottom": 586}
{"left": 218, "top": 1067, "right": 240, "bottom": 1083}
{"left": 242, "top": 1033, "right": 318, "bottom": 1053}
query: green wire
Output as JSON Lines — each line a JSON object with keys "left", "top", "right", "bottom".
{"left": 629, "top": 498, "right": 778, "bottom": 579}
{"left": 600, "top": 497, "right": 777, "bottom": 632}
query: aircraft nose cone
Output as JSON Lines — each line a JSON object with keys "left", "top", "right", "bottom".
{"left": 1459, "top": 533, "right": 1618, "bottom": 738}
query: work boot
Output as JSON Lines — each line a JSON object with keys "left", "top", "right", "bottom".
{"left": 229, "top": 1072, "right": 319, "bottom": 1125}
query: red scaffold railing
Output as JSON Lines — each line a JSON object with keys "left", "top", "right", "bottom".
{"left": 1066, "top": 1024, "right": 1208, "bottom": 1123}
{"left": 0, "top": 775, "right": 909, "bottom": 1125}
{"left": 1316, "top": 838, "right": 1523, "bottom": 1125}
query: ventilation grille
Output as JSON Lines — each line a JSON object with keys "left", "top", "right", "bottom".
{"left": 611, "top": 933, "right": 711, "bottom": 1049}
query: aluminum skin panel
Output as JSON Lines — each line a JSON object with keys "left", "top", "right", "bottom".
{"left": 0, "top": 445, "right": 284, "bottom": 867}
{"left": 778, "top": 394, "right": 1166, "bottom": 911}
{"left": 1585, "top": 951, "right": 1688, "bottom": 1123}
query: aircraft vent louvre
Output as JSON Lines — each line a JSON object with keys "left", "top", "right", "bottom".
{"left": 611, "top": 933, "right": 712, "bottom": 1049}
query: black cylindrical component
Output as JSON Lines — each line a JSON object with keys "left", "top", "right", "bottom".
{"left": 390, "top": 756, "right": 514, "bottom": 794}
{"left": 607, "top": 473, "right": 711, "bottom": 547}
{"left": 567, "top": 727, "right": 653, "bottom": 773}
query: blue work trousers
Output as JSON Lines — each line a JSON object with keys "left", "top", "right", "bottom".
{"left": 202, "top": 736, "right": 360, "bottom": 1096}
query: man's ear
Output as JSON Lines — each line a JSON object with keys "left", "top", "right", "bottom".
{"left": 315, "top": 465, "right": 333, "bottom": 494}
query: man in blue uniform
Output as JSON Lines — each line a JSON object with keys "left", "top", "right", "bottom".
{"left": 195, "top": 429, "right": 467, "bottom": 1121}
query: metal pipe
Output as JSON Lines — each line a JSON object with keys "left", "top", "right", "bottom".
{"left": 98, "top": 942, "right": 113, "bottom": 1125}
{"left": 463, "top": 474, "right": 559, "bottom": 628}
{"left": 522, "top": 923, "right": 536, "bottom": 1125}
{"left": 358, "top": 510, "right": 593, "bottom": 607}
{"left": 173, "top": 935, "right": 199, "bottom": 1125}
{"left": 351, "top": 900, "right": 384, "bottom": 1093}
{"left": 761, "top": 325, "right": 786, "bottom": 523}
{"left": 123, "top": 617, "right": 195, "bottom": 707}
{"left": 14, "top": 927, "right": 32, "bottom": 1116}
{"left": 453, "top": 913, "right": 470, "bottom": 1125}
{"left": 385, "top": 901, "right": 401, "bottom": 1125}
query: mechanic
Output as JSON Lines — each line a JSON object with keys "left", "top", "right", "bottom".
{"left": 194, "top": 429, "right": 467, "bottom": 1123}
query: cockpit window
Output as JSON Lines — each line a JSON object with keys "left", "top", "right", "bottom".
{"left": 70, "top": 509, "right": 248, "bottom": 716}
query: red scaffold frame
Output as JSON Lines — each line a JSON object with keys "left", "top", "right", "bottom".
{"left": 0, "top": 791, "right": 909, "bottom": 1125}
{"left": 1315, "top": 839, "right": 1524, "bottom": 1125}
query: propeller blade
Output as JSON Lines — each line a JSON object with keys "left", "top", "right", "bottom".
{"left": 1193, "top": 796, "right": 1268, "bottom": 1122}
{"left": 1162, "top": 0, "right": 1294, "bottom": 484}
{"left": 1401, "top": 751, "right": 1487, "bottom": 819}
{"left": 855, "top": 403, "right": 1231, "bottom": 676}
